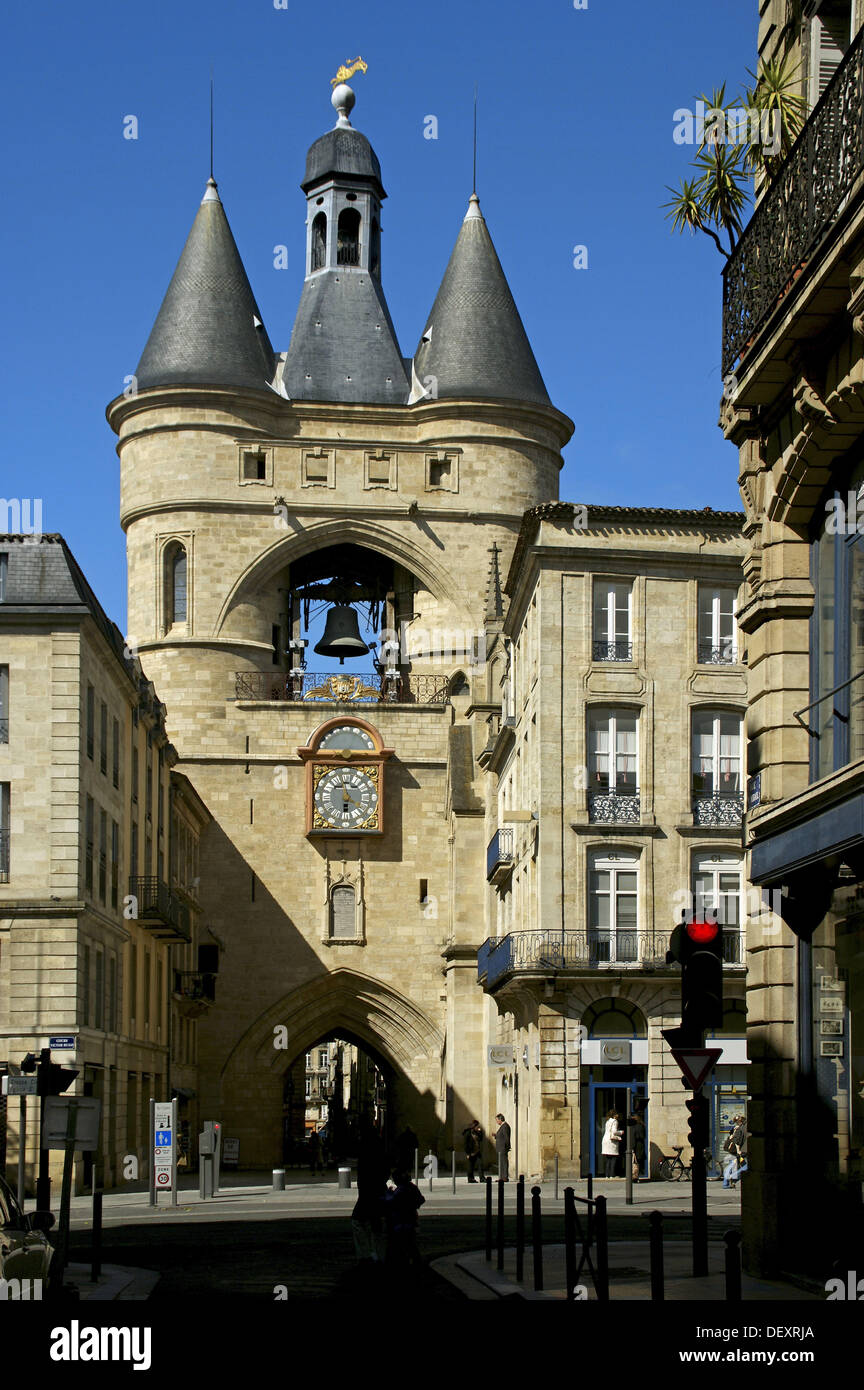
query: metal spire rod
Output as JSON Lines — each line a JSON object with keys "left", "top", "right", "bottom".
{"left": 210, "top": 66, "right": 214, "bottom": 180}
{"left": 473, "top": 83, "right": 478, "bottom": 195}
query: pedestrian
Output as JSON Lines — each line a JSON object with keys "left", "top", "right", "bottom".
{"left": 495, "top": 1113, "right": 511, "bottom": 1181}
{"left": 601, "top": 1110, "right": 623, "bottom": 1177}
{"left": 352, "top": 1133, "right": 389, "bottom": 1262}
{"left": 383, "top": 1170, "right": 425, "bottom": 1267}
{"left": 307, "top": 1128, "right": 323, "bottom": 1175}
{"left": 393, "top": 1125, "right": 418, "bottom": 1176}
{"left": 628, "top": 1099, "right": 647, "bottom": 1181}
{"left": 722, "top": 1114, "right": 748, "bottom": 1188}
{"left": 462, "top": 1119, "right": 486, "bottom": 1183}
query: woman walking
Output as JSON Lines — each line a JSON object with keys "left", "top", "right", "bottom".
{"left": 601, "top": 1110, "right": 623, "bottom": 1177}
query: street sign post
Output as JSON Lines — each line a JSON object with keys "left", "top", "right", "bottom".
{"left": 1, "top": 1075, "right": 38, "bottom": 1096}
{"left": 48, "top": 1037, "right": 76, "bottom": 1050}
{"left": 149, "top": 1098, "right": 178, "bottom": 1207}
{"left": 42, "top": 1097, "right": 101, "bottom": 1151}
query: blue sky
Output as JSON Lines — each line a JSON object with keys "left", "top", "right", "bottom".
{"left": 1, "top": 0, "right": 758, "bottom": 629}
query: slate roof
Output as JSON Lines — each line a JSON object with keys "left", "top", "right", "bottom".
{"left": 410, "top": 195, "right": 551, "bottom": 407}
{"left": 135, "top": 180, "right": 275, "bottom": 392}
{"left": 302, "top": 127, "right": 384, "bottom": 196}
{"left": 282, "top": 267, "right": 408, "bottom": 404}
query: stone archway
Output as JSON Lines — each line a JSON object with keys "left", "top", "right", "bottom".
{"left": 216, "top": 969, "right": 445, "bottom": 1167}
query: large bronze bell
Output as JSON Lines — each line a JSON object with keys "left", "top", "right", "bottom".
{"left": 313, "top": 604, "right": 370, "bottom": 664}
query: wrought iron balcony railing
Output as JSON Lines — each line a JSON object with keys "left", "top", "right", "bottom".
{"left": 128, "top": 876, "right": 191, "bottom": 941}
{"left": 0, "top": 827, "right": 8, "bottom": 883}
{"left": 173, "top": 970, "right": 216, "bottom": 1002}
{"left": 477, "top": 927, "right": 746, "bottom": 988}
{"left": 234, "top": 670, "right": 450, "bottom": 705}
{"left": 486, "top": 828, "right": 515, "bottom": 884}
{"left": 587, "top": 789, "right": 640, "bottom": 823}
{"left": 0, "top": 718, "right": 7, "bottom": 743}
{"left": 722, "top": 27, "right": 864, "bottom": 374}
{"left": 592, "top": 639, "right": 633, "bottom": 662}
{"left": 697, "top": 640, "right": 738, "bottom": 665}
{"left": 692, "top": 791, "right": 744, "bottom": 827}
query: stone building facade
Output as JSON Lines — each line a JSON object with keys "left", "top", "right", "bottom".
{"left": 0, "top": 534, "right": 211, "bottom": 1191}
{"left": 720, "top": 0, "right": 864, "bottom": 1275}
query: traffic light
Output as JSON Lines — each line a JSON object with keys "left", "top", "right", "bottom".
{"left": 685, "top": 1094, "right": 710, "bottom": 1150}
{"left": 21, "top": 1048, "right": 79, "bottom": 1096}
{"left": 661, "top": 913, "right": 724, "bottom": 1047}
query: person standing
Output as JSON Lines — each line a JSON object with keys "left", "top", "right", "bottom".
{"left": 601, "top": 1110, "right": 623, "bottom": 1177}
{"left": 495, "top": 1113, "right": 511, "bottom": 1181}
{"left": 723, "top": 1114, "right": 748, "bottom": 1188}
{"left": 463, "top": 1119, "right": 486, "bottom": 1183}
{"left": 307, "top": 1128, "right": 323, "bottom": 1175}
{"left": 384, "top": 1171, "right": 426, "bottom": 1267}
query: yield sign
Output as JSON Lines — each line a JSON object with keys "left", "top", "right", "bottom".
{"left": 670, "top": 1048, "right": 722, "bottom": 1091}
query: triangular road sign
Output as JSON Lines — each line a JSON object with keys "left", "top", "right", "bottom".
{"left": 670, "top": 1048, "right": 722, "bottom": 1091}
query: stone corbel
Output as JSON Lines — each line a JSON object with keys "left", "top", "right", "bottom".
{"left": 793, "top": 374, "right": 835, "bottom": 427}
{"left": 847, "top": 265, "right": 864, "bottom": 337}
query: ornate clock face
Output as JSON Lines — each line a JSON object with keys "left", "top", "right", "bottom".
{"left": 313, "top": 764, "right": 380, "bottom": 831}
{"left": 318, "top": 724, "right": 376, "bottom": 752}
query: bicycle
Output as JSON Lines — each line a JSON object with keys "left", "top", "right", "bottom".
{"left": 658, "top": 1146, "right": 720, "bottom": 1181}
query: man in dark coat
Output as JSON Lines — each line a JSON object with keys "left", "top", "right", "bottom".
{"left": 462, "top": 1119, "right": 486, "bottom": 1183}
{"left": 495, "top": 1113, "right": 511, "bottom": 1181}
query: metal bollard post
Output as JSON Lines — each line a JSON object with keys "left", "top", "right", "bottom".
{"left": 515, "top": 1175, "right": 525, "bottom": 1282}
{"left": 595, "top": 1194, "right": 609, "bottom": 1302}
{"left": 648, "top": 1210, "right": 664, "bottom": 1301}
{"left": 531, "top": 1184, "right": 543, "bottom": 1292}
{"left": 724, "top": 1228, "right": 742, "bottom": 1302}
{"left": 587, "top": 1172, "right": 593, "bottom": 1202}
{"left": 554, "top": 1153, "right": 559, "bottom": 1201}
{"left": 90, "top": 1190, "right": 103, "bottom": 1283}
{"left": 272, "top": 1168, "right": 285, "bottom": 1192}
{"left": 451, "top": 1148, "right": 456, "bottom": 1195}
{"left": 413, "top": 1148, "right": 419, "bottom": 1183}
{"left": 485, "top": 1176, "right": 493, "bottom": 1262}
{"left": 497, "top": 1178, "right": 505, "bottom": 1271}
{"left": 564, "top": 1187, "right": 576, "bottom": 1300}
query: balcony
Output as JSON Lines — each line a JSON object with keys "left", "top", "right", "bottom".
{"left": 477, "top": 928, "right": 746, "bottom": 989}
{"left": 723, "top": 28, "right": 864, "bottom": 374}
{"left": 486, "top": 828, "right": 515, "bottom": 885}
{"left": 0, "top": 827, "right": 8, "bottom": 883}
{"left": 692, "top": 791, "right": 744, "bottom": 827}
{"left": 587, "top": 789, "right": 640, "bottom": 824}
{"left": 0, "top": 718, "right": 7, "bottom": 743}
{"left": 697, "top": 641, "right": 738, "bottom": 666}
{"left": 592, "top": 640, "right": 633, "bottom": 662}
{"left": 234, "top": 670, "right": 449, "bottom": 705}
{"left": 128, "top": 876, "right": 191, "bottom": 942}
{"left": 173, "top": 970, "right": 215, "bottom": 1018}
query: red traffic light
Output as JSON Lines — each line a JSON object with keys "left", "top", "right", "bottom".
{"left": 685, "top": 919, "right": 719, "bottom": 944}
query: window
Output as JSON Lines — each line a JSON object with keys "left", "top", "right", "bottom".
{"left": 95, "top": 950, "right": 104, "bottom": 1030}
{"left": 810, "top": 464, "right": 864, "bottom": 780}
{"left": 272, "top": 624, "right": 281, "bottom": 667}
{"left": 809, "top": 2, "right": 853, "bottom": 107}
{"left": 311, "top": 212, "right": 327, "bottom": 271}
{"left": 108, "top": 954, "right": 117, "bottom": 1034}
{"left": 330, "top": 884, "right": 356, "bottom": 939}
{"left": 111, "top": 819, "right": 119, "bottom": 908}
{"left": 593, "top": 580, "right": 632, "bottom": 661}
{"left": 587, "top": 708, "right": 639, "bottom": 822}
{"left": 99, "top": 810, "right": 107, "bottom": 903}
{"left": 100, "top": 700, "right": 108, "bottom": 775}
{"left": 336, "top": 207, "right": 361, "bottom": 266}
{"left": 693, "top": 854, "right": 743, "bottom": 960}
{"left": 370, "top": 217, "right": 380, "bottom": 278}
{"left": 85, "top": 795, "right": 94, "bottom": 893}
{"left": 698, "top": 585, "right": 737, "bottom": 664}
{"left": 305, "top": 1078, "right": 312, "bottom": 1098}
{"left": 130, "top": 819, "right": 138, "bottom": 880}
{"left": 589, "top": 852, "right": 639, "bottom": 963}
{"left": 0, "top": 664, "right": 8, "bottom": 742}
{"left": 146, "top": 757, "right": 153, "bottom": 821}
{"left": 0, "top": 782, "right": 8, "bottom": 882}
{"left": 82, "top": 944, "right": 91, "bottom": 1026}
{"left": 319, "top": 1049, "right": 328, "bottom": 1068}
{"left": 129, "top": 943, "right": 137, "bottom": 1031}
{"left": 243, "top": 451, "right": 266, "bottom": 481}
{"left": 145, "top": 833, "right": 152, "bottom": 875}
{"left": 143, "top": 949, "right": 151, "bottom": 1035}
{"left": 691, "top": 710, "right": 743, "bottom": 824}
{"left": 0, "top": 554, "right": 6, "bottom": 601}
{"left": 165, "top": 544, "right": 188, "bottom": 627}
{"left": 112, "top": 718, "right": 120, "bottom": 788}
{"left": 86, "top": 685, "right": 94, "bottom": 760}
{"left": 132, "top": 743, "right": 139, "bottom": 804}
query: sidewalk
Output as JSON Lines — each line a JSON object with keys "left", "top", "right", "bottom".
{"left": 432, "top": 1241, "right": 823, "bottom": 1302}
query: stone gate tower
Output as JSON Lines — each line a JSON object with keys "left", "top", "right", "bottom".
{"left": 107, "top": 80, "right": 573, "bottom": 1162}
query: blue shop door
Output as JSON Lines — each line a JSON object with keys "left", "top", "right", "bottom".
{"left": 588, "top": 1076, "right": 647, "bottom": 1177}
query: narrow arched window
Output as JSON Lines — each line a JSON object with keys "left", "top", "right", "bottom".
{"left": 311, "top": 212, "right": 327, "bottom": 271}
{"left": 337, "top": 208, "right": 361, "bottom": 266}
{"left": 165, "top": 544, "right": 187, "bottom": 626}
{"left": 370, "top": 217, "right": 380, "bottom": 278}
{"left": 330, "top": 884, "right": 355, "bottom": 939}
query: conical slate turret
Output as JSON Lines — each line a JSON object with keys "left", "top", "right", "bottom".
{"left": 409, "top": 194, "right": 550, "bottom": 406}
{"left": 281, "top": 82, "right": 409, "bottom": 405}
{"left": 135, "top": 180, "right": 275, "bottom": 392}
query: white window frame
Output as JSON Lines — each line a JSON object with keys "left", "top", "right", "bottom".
{"left": 588, "top": 708, "right": 639, "bottom": 791}
{"left": 592, "top": 580, "right": 633, "bottom": 659}
{"left": 698, "top": 585, "right": 737, "bottom": 663}
{"left": 692, "top": 852, "right": 742, "bottom": 928}
{"left": 691, "top": 710, "right": 743, "bottom": 797}
{"left": 588, "top": 850, "right": 640, "bottom": 963}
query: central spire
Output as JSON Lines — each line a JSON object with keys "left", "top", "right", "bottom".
{"left": 282, "top": 80, "right": 408, "bottom": 405}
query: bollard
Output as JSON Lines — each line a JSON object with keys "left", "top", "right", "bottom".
{"left": 531, "top": 1185, "right": 543, "bottom": 1292}
{"left": 595, "top": 1194, "right": 609, "bottom": 1302}
{"left": 564, "top": 1187, "right": 576, "bottom": 1300}
{"left": 272, "top": 1168, "right": 285, "bottom": 1192}
{"left": 413, "top": 1148, "right": 419, "bottom": 1183}
{"left": 451, "top": 1148, "right": 456, "bottom": 1195}
{"left": 485, "top": 1176, "right": 493, "bottom": 1262}
{"left": 587, "top": 1172, "right": 593, "bottom": 1202}
{"left": 648, "top": 1210, "right": 664, "bottom": 1301}
{"left": 90, "top": 1190, "right": 103, "bottom": 1283}
{"left": 338, "top": 1166, "right": 351, "bottom": 1190}
{"left": 554, "top": 1153, "right": 559, "bottom": 1202}
{"left": 724, "top": 1228, "right": 742, "bottom": 1302}
{"left": 497, "top": 1178, "right": 505, "bottom": 1271}
{"left": 515, "top": 1176, "right": 525, "bottom": 1282}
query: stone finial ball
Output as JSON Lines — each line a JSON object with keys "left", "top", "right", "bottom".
{"left": 331, "top": 83, "right": 356, "bottom": 116}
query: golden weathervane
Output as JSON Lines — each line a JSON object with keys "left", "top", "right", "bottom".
{"left": 331, "top": 57, "right": 368, "bottom": 86}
